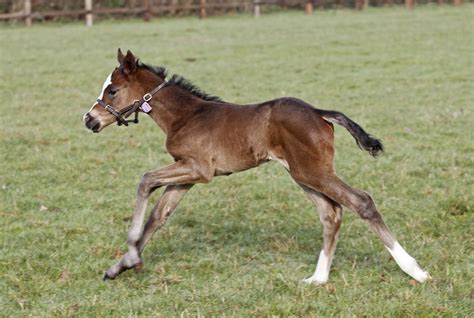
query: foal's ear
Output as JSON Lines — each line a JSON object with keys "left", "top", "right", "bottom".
{"left": 120, "top": 50, "right": 137, "bottom": 75}
{"left": 117, "top": 48, "right": 125, "bottom": 64}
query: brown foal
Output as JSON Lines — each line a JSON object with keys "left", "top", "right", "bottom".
{"left": 83, "top": 50, "right": 430, "bottom": 284}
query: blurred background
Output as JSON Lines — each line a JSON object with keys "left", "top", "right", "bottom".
{"left": 0, "top": 0, "right": 468, "bottom": 25}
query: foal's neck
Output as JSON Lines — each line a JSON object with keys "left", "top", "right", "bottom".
{"left": 145, "top": 78, "right": 201, "bottom": 135}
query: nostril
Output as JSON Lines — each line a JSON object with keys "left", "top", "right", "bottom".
{"left": 84, "top": 113, "right": 101, "bottom": 132}
{"left": 84, "top": 115, "right": 94, "bottom": 128}
{"left": 91, "top": 122, "right": 100, "bottom": 132}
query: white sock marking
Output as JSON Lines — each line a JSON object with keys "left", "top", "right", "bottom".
{"left": 303, "top": 250, "right": 331, "bottom": 284}
{"left": 386, "top": 241, "right": 430, "bottom": 282}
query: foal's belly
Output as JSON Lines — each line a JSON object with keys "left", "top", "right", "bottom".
{"left": 212, "top": 143, "right": 269, "bottom": 175}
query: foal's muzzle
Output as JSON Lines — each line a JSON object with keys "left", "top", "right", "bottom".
{"left": 83, "top": 112, "right": 101, "bottom": 133}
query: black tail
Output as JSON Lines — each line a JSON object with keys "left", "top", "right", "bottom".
{"left": 320, "top": 110, "right": 384, "bottom": 157}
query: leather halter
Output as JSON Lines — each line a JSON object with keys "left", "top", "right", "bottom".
{"left": 96, "top": 81, "right": 167, "bottom": 126}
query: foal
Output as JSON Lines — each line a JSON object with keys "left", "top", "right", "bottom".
{"left": 83, "top": 50, "right": 430, "bottom": 284}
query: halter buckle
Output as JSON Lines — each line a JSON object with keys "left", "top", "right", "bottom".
{"left": 143, "top": 93, "right": 152, "bottom": 102}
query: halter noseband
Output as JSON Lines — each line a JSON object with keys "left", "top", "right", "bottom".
{"left": 96, "top": 81, "right": 167, "bottom": 126}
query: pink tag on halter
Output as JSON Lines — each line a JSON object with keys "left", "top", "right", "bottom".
{"left": 140, "top": 101, "right": 152, "bottom": 113}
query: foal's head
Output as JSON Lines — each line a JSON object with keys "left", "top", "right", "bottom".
{"left": 83, "top": 49, "right": 162, "bottom": 133}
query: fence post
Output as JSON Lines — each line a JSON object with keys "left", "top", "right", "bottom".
{"left": 305, "top": 0, "right": 313, "bottom": 15}
{"left": 200, "top": 0, "right": 206, "bottom": 18}
{"left": 254, "top": 0, "right": 260, "bottom": 17}
{"left": 453, "top": 0, "right": 461, "bottom": 6}
{"left": 355, "top": 0, "right": 364, "bottom": 10}
{"left": 24, "top": 0, "right": 32, "bottom": 27}
{"left": 144, "top": 0, "right": 151, "bottom": 21}
{"left": 405, "top": 0, "right": 413, "bottom": 9}
{"left": 85, "top": 0, "right": 93, "bottom": 26}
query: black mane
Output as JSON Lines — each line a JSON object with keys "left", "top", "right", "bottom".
{"left": 167, "top": 75, "right": 223, "bottom": 102}
{"left": 138, "top": 61, "right": 223, "bottom": 102}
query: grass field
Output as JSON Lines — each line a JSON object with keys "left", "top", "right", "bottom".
{"left": 1, "top": 5, "right": 473, "bottom": 317}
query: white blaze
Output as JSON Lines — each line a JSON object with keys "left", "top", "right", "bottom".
{"left": 97, "top": 73, "right": 112, "bottom": 100}
{"left": 84, "top": 73, "right": 113, "bottom": 121}
{"left": 88, "top": 73, "right": 112, "bottom": 111}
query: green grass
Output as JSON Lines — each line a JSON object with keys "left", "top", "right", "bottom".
{"left": 1, "top": 6, "right": 473, "bottom": 317}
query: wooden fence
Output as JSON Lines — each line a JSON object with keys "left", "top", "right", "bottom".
{"left": 0, "top": 0, "right": 465, "bottom": 26}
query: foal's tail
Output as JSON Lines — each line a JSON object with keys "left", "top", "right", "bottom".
{"left": 320, "top": 110, "right": 384, "bottom": 157}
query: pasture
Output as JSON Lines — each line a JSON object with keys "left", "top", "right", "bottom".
{"left": 1, "top": 6, "right": 473, "bottom": 317}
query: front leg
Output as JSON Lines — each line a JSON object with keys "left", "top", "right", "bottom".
{"left": 137, "top": 184, "right": 193, "bottom": 254}
{"left": 104, "top": 160, "right": 211, "bottom": 280}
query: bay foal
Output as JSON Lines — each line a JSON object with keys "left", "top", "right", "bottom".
{"left": 83, "top": 50, "right": 430, "bottom": 284}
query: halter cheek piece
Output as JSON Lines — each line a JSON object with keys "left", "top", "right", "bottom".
{"left": 96, "top": 81, "right": 167, "bottom": 126}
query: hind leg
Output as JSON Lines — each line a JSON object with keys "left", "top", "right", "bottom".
{"left": 299, "top": 184, "right": 342, "bottom": 284}
{"left": 294, "top": 172, "right": 430, "bottom": 282}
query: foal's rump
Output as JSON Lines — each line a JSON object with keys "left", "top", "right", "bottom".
{"left": 269, "top": 97, "right": 384, "bottom": 158}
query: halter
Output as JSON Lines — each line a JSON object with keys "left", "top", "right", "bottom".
{"left": 96, "top": 81, "right": 167, "bottom": 126}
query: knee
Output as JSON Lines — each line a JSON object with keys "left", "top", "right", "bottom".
{"left": 137, "top": 173, "right": 154, "bottom": 197}
{"left": 356, "top": 192, "right": 378, "bottom": 220}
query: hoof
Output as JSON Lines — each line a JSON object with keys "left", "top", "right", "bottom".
{"left": 102, "top": 258, "right": 143, "bottom": 281}
{"left": 103, "top": 270, "right": 119, "bottom": 281}
{"left": 102, "top": 266, "right": 124, "bottom": 281}
{"left": 414, "top": 270, "right": 432, "bottom": 283}
{"left": 302, "top": 277, "right": 327, "bottom": 285}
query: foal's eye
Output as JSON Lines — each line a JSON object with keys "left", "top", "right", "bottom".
{"left": 108, "top": 89, "right": 118, "bottom": 97}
